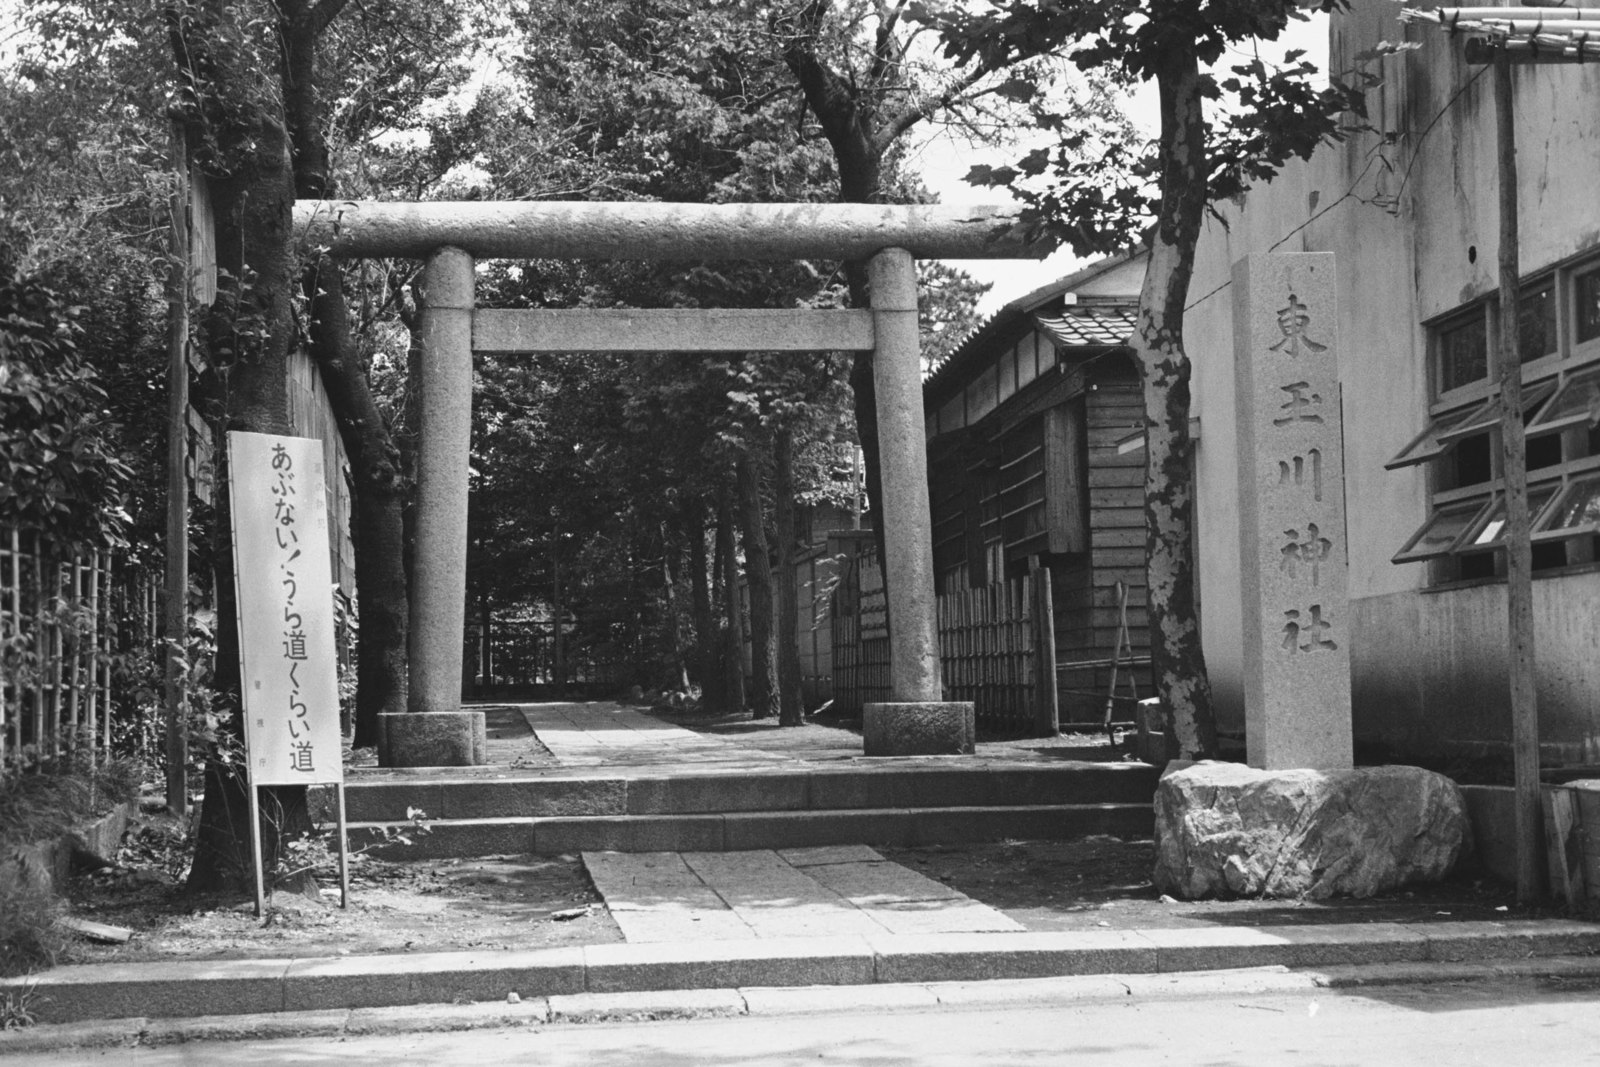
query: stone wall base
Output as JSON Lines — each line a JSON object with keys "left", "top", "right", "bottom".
{"left": 863, "top": 701, "right": 975, "bottom": 757}
{"left": 379, "top": 711, "right": 487, "bottom": 767}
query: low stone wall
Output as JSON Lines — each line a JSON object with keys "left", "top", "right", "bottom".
{"left": 3, "top": 803, "right": 132, "bottom": 897}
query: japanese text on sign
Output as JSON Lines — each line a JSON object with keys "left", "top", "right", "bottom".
{"left": 227, "top": 432, "right": 343, "bottom": 786}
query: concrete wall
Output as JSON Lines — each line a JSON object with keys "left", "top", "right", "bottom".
{"left": 1185, "top": 1, "right": 1600, "bottom": 758}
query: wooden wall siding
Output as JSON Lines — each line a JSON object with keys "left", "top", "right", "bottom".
{"left": 929, "top": 435, "right": 971, "bottom": 588}
{"left": 287, "top": 349, "right": 357, "bottom": 605}
{"left": 1043, "top": 401, "right": 1088, "bottom": 555}
{"left": 1054, "top": 380, "right": 1151, "bottom": 723}
{"left": 998, "top": 416, "right": 1049, "bottom": 559}
{"left": 938, "top": 577, "right": 1039, "bottom": 736}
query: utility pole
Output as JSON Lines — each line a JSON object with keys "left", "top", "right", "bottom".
{"left": 1491, "top": 47, "right": 1541, "bottom": 904}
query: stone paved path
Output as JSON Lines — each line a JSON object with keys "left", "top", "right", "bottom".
{"left": 521, "top": 704, "right": 793, "bottom": 767}
{"left": 583, "top": 845, "right": 1026, "bottom": 943}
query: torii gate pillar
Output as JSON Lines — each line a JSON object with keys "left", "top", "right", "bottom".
{"left": 863, "top": 248, "right": 975, "bottom": 755}
{"left": 379, "top": 245, "right": 486, "bottom": 766}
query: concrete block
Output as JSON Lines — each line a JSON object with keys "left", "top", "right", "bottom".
{"left": 379, "top": 711, "right": 487, "bottom": 768}
{"left": 1251, "top": 923, "right": 1430, "bottom": 967}
{"left": 1410, "top": 919, "right": 1600, "bottom": 962}
{"left": 447, "top": 777, "right": 627, "bottom": 819}
{"left": 583, "top": 937, "right": 875, "bottom": 993}
{"left": 547, "top": 988, "right": 745, "bottom": 1024}
{"left": 358, "top": 817, "right": 537, "bottom": 860}
{"left": 610, "top": 909, "right": 758, "bottom": 943}
{"left": 1003, "top": 764, "right": 1160, "bottom": 805}
{"left": 779, "top": 845, "right": 885, "bottom": 866}
{"left": 889, "top": 767, "right": 993, "bottom": 808}
{"left": 139, "top": 1009, "right": 348, "bottom": 1047}
{"left": 911, "top": 803, "right": 1152, "bottom": 845}
{"left": 1140, "top": 926, "right": 1306, "bottom": 973}
{"left": 808, "top": 770, "right": 897, "bottom": 810}
{"left": 742, "top": 983, "right": 941, "bottom": 1016}
{"left": 930, "top": 975, "right": 1133, "bottom": 1007}
{"left": 864, "top": 702, "right": 975, "bottom": 756}
{"left": 1119, "top": 967, "right": 1319, "bottom": 1000}
{"left": 0, "top": 1018, "right": 146, "bottom": 1053}
{"left": 721, "top": 810, "right": 916, "bottom": 851}
{"left": 533, "top": 815, "right": 725, "bottom": 854}
{"left": 283, "top": 949, "right": 585, "bottom": 1012}
{"left": 341, "top": 781, "right": 445, "bottom": 822}
{"left": 627, "top": 774, "right": 809, "bottom": 815}
{"left": 5, "top": 959, "right": 289, "bottom": 1023}
{"left": 345, "top": 999, "right": 551, "bottom": 1034}
{"left": 869, "top": 931, "right": 1157, "bottom": 984}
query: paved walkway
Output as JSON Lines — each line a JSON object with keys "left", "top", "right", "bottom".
{"left": 584, "top": 846, "right": 1024, "bottom": 942}
{"left": 519, "top": 704, "right": 794, "bottom": 767}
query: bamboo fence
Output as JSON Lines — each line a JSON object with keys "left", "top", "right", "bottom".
{"left": 1, "top": 528, "right": 158, "bottom": 775}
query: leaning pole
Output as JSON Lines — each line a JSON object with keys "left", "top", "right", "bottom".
{"left": 294, "top": 200, "right": 1037, "bottom": 766}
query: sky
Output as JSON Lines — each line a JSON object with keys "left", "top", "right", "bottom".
{"left": 920, "top": 13, "right": 1330, "bottom": 317}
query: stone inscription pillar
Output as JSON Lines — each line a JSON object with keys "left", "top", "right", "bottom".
{"left": 1232, "top": 252, "right": 1352, "bottom": 770}
{"left": 863, "top": 247, "right": 974, "bottom": 755}
{"left": 383, "top": 245, "right": 485, "bottom": 766}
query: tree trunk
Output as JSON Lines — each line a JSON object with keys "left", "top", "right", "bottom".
{"left": 716, "top": 488, "right": 747, "bottom": 713}
{"left": 551, "top": 529, "right": 565, "bottom": 689}
{"left": 1137, "top": 56, "right": 1218, "bottom": 762}
{"left": 180, "top": 77, "right": 315, "bottom": 897}
{"left": 684, "top": 497, "right": 720, "bottom": 712}
{"left": 735, "top": 453, "right": 779, "bottom": 719}
{"left": 781, "top": 20, "right": 890, "bottom": 574}
{"left": 281, "top": 0, "right": 407, "bottom": 751}
{"left": 774, "top": 429, "right": 804, "bottom": 726}
{"left": 661, "top": 531, "right": 691, "bottom": 693}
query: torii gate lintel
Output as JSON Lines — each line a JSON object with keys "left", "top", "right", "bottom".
{"left": 297, "top": 202, "right": 1040, "bottom": 767}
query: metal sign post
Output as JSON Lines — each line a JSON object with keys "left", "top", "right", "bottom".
{"left": 227, "top": 432, "right": 349, "bottom": 915}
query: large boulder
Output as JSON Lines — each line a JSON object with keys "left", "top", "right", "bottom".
{"left": 1154, "top": 762, "right": 1469, "bottom": 900}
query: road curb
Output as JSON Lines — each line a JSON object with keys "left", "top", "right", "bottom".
{"left": 2, "top": 920, "right": 1597, "bottom": 1035}
{"left": 5, "top": 953, "right": 1600, "bottom": 1051}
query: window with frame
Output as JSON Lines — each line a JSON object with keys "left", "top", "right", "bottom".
{"left": 1389, "top": 259, "right": 1600, "bottom": 582}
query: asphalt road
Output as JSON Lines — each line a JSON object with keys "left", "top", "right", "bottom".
{"left": 18, "top": 975, "right": 1600, "bottom": 1066}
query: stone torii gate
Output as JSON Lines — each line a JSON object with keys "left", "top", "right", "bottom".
{"left": 294, "top": 200, "right": 1038, "bottom": 766}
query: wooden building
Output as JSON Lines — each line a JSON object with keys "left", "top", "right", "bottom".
{"left": 922, "top": 252, "right": 1151, "bottom": 724}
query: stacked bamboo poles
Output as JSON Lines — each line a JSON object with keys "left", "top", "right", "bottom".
{"left": 1401, "top": 7, "right": 1600, "bottom": 60}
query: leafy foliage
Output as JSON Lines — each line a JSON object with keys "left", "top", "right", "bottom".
{"left": 0, "top": 272, "right": 133, "bottom": 554}
{"left": 926, "top": 0, "right": 1376, "bottom": 256}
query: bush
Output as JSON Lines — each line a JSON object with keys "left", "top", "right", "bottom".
{"left": 0, "top": 862, "right": 64, "bottom": 978}
{"left": 0, "top": 754, "right": 143, "bottom": 977}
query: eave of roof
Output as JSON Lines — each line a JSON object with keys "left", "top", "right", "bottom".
{"left": 924, "top": 247, "right": 1147, "bottom": 399}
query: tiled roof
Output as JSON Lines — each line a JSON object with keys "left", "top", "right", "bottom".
{"left": 1033, "top": 305, "right": 1138, "bottom": 348}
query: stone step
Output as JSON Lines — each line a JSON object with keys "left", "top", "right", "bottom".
{"left": 337, "top": 762, "right": 1159, "bottom": 823}
{"left": 349, "top": 803, "right": 1155, "bottom": 859}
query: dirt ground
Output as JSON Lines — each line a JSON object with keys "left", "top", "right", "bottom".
{"left": 59, "top": 820, "right": 1536, "bottom": 967}
{"left": 50, "top": 707, "right": 1556, "bottom": 966}
{"left": 61, "top": 818, "right": 622, "bottom": 965}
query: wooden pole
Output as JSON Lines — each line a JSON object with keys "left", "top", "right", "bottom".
{"left": 1494, "top": 49, "right": 1544, "bottom": 904}
{"left": 164, "top": 121, "right": 192, "bottom": 816}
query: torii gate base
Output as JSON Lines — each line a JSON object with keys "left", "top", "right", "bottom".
{"left": 296, "top": 201, "right": 1032, "bottom": 767}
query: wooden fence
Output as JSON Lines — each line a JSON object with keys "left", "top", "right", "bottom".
{"left": 937, "top": 576, "right": 1054, "bottom": 737}
{"left": 831, "top": 553, "right": 1058, "bottom": 737}
{"left": 1, "top": 529, "right": 158, "bottom": 774}
{"left": 462, "top": 618, "right": 627, "bottom": 696}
